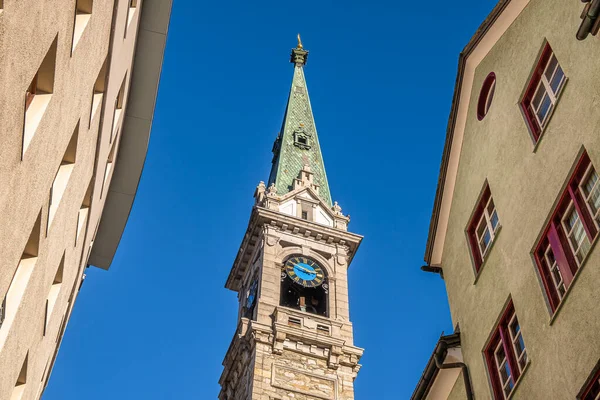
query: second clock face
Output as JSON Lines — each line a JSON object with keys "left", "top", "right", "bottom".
{"left": 284, "top": 256, "right": 325, "bottom": 288}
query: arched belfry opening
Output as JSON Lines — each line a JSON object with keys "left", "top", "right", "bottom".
{"left": 280, "top": 255, "right": 328, "bottom": 317}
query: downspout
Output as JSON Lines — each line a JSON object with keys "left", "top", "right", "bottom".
{"left": 577, "top": 0, "right": 600, "bottom": 40}
{"left": 434, "top": 340, "right": 474, "bottom": 400}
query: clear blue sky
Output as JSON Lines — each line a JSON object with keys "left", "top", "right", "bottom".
{"left": 44, "top": 1, "right": 499, "bottom": 398}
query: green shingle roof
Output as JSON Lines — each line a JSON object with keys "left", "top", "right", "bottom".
{"left": 267, "top": 45, "right": 332, "bottom": 206}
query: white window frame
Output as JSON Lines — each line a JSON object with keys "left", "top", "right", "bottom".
{"left": 561, "top": 201, "right": 591, "bottom": 266}
{"left": 494, "top": 341, "right": 514, "bottom": 399}
{"left": 508, "top": 314, "right": 527, "bottom": 372}
{"left": 531, "top": 53, "right": 566, "bottom": 129}
{"left": 475, "top": 196, "right": 499, "bottom": 258}
{"left": 580, "top": 164, "right": 600, "bottom": 229}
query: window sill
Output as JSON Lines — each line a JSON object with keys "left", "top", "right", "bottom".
{"left": 530, "top": 78, "right": 569, "bottom": 154}
{"left": 473, "top": 225, "right": 503, "bottom": 285}
{"left": 549, "top": 233, "right": 600, "bottom": 325}
{"left": 506, "top": 360, "right": 532, "bottom": 400}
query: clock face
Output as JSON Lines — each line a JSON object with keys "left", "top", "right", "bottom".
{"left": 284, "top": 256, "right": 325, "bottom": 288}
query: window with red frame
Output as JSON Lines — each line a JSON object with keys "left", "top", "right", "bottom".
{"left": 578, "top": 361, "right": 600, "bottom": 400}
{"left": 534, "top": 151, "right": 599, "bottom": 312}
{"left": 467, "top": 184, "right": 500, "bottom": 272}
{"left": 485, "top": 301, "right": 528, "bottom": 400}
{"left": 520, "top": 42, "right": 566, "bottom": 142}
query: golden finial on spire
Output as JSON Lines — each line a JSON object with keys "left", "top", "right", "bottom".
{"left": 297, "top": 33, "right": 303, "bottom": 49}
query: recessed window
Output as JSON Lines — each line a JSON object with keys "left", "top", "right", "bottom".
{"left": 520, "top": 42, "right": 566, "bottom": 142}
{"left": 10, "top": 354, "right": 28, "bottom": 400}
{"left": 485, "top": 301, "right": 528, "bottom": 400}
{"left": 23, "top": 36, "right": 57, "bottom": 157}
{"left": 299, "top": 202, "right": 313, "bottom": 221}
{"left": 125, "top": 0, "right": 138, "bottom": 37}
{"left": 101, "top": 140, "right": 117, "bottom": 198}
{"left": 76, "top": 181, "right": 92, "bottom": 246}
{"left": 72, "top": 0, "right": 93, "bottom": 52}
{"left": 0, "top": 212, "right": 41, "bottom": 347}
{"left": 112, "top": 75, "right": 126, "bottom": 142}
{"left": 578, "top": 360, "right": 600, "bottom": 399}
{"left": 477, "top": 72, "right": 496, "bottom": 120}
{"left": 90, "top": 56, "right": 107, "bottom": 128}
{"left": 467, "top": 184, "right": 500, "bottom": 272}
{"left": 534, "top": 151, "right": 598, "bottom": 312}
{"left": 288, "top": 317, "right": 301, "bottom": 328}
{"left": 45, "top": 255, "right": 64, "bottom": 333}
{"left": 48, "top": 123, "right": 79, "bottom": 229}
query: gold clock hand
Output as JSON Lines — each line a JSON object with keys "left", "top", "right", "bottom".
{"left": 296, "top": 265, "right": 316, "bottom": 275}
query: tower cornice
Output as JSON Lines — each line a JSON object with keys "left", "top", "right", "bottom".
{"left": 225, "top": 206, "right": 362, "bottom": 292}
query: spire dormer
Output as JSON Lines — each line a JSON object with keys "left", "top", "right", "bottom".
{"left": 267, "top": 37, "right": 332, "bottom": 206}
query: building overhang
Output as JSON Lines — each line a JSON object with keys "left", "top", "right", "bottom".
{"left": 411, "top": 333, "right": 463, "bottom": 400}
{"left": 89, "top": 0, "right": 172, "bottom": 270}
{"left": 424, "top": 0, "right": 531, "bottom": 266}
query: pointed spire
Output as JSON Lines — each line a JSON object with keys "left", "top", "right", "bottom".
{"left": 290, "top": 34, "right": 309, "bottom": 66}
{"left": 267, "top": 38, "right": 332, "bottom": 206}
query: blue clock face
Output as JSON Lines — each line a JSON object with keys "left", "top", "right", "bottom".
{"left": 284, "top": 257, "right": 325, "bottom": 288}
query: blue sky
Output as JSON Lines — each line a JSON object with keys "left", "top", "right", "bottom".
{"left": 44, "top": 0, "right": 499, "bottom": 398}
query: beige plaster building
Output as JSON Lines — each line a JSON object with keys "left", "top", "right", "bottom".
{"left": 413, "top": 1, "right": 600, "bottom": 399}
{"left": 0, "top": 0, "right": 171, "bottom": 398}
{"left": 219, "top": 41, "right": 364, "bottom": 400}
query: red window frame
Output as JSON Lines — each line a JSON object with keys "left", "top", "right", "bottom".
{"left": 477, "top": 72, "right": 496, "bottom": 121}
{"left": 578, "top": 361, "right": 600, "bottom": 400}
{"left": 534, "top": 151, "right": 598, "bottom": 312}
{"left": 484, "top": 301, "right": 527, "bottom": 400}
{"left": 467, "top": 184, "right": 499, "bottom": 272}
{"left": 520, "top": 43, "right": 565, "bottom": 142}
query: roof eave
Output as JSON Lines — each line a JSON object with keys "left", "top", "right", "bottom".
{"left": 424, "top": 0, "right": 513, "bottom": 264}
{"left": 411, "top": 333, "right": 462, "bottom": 400}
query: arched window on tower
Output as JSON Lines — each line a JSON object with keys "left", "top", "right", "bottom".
{"left": 280, "top": 255, "right": 328, "bottom": 317}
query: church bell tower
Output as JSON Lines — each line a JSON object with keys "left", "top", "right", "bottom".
{"left": 219, "top": 37, "right": 364, "bottom": 400}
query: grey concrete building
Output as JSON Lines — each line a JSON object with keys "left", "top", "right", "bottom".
{"left": 413, "top": 1, "right": 600, "bottom": 399}
{"left": 0, "top": 1, "right": 171, "bottom": 398}
{"left": 219, "top": 40, "right": 364, "bottom": 400}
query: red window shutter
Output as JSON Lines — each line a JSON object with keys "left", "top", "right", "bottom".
{"left": 521, "top": 43, "right": 553, "bottom": 140}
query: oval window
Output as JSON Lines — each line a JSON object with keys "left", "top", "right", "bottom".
{"left": 477, "top": 72, "right": 496, "bottom": 121}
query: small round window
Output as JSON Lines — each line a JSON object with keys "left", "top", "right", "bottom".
{"left": 477, "top": 72, "right": 496, "bottom": 121}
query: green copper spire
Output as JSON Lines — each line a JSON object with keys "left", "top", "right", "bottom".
{"left": 267, "top": 38, "right": 332, "bottom": 206}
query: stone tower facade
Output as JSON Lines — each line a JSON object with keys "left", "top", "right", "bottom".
{"left": 219, "top": 41, "right": 363, "bottom": 400}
